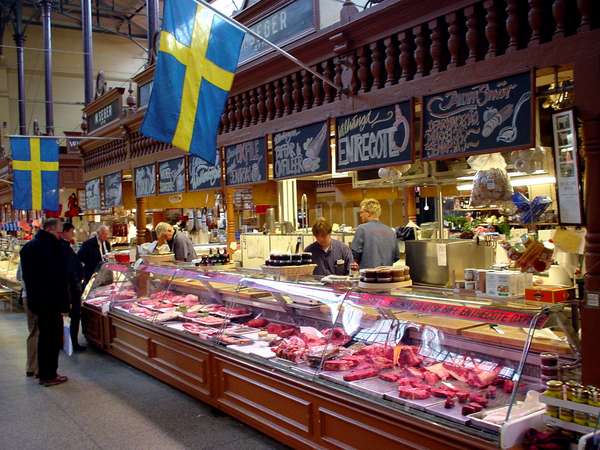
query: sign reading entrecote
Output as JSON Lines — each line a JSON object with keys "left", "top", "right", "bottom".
{"left": 225, "top": 137, "right": 267, "bottom": 186}
{"left": 422, "top": 72, "right": 532, "bottom": 160}
{"left": 335, "top": 102, "right": 413, "bottom": 172}
{"left": 273, "top": 121, "right": 329, "bottom": 179}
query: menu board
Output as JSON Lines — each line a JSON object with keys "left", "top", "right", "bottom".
{"left": 87, "top": 98, "right": 121, "bottom": 132}
{"left": 273, "top": 121, "right": 330, "bottom": 180}
{"left": 552, "top": 109, "right": 584, "bottom": 225}
{"left": 422, "top": 72, "right": 533, "bottom": 160}
{"left": 103, "top": 172, "right": 122, "bottom": 208}
{"left": 189, "top": 153, "right": 222, "bottom": 191}
{"left": 85, "top": 178, "right": 101, "bottom": 210}
{"left": 335, "top": 102, "right": 413, "bottom": 172}
{"left": 158, "top": 157, "right": 185, "bottom": 194}
{"left": 225, "top": 137, "right": 267, "bottom": 186}
{"left": 135, "top": 163, "right": 156, "bottom": 197}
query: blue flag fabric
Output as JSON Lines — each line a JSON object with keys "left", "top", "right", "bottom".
{"left": 11, "top": 137, "right": 59, "bottom": 211}
{"left": 141, "top": 0, "right": 245, "bottom": 164}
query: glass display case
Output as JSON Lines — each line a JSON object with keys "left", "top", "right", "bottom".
{"left": 0, "top": 237, "right": 23, "bottom": 291}
{"left": 83, "top": 262, "right": 579, "bottom": 447}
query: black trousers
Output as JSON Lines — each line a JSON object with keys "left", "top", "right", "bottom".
{"left": 70, "top": 299, "right": 81, "bottom": 347}
{"left": 37, "top": 312, "right": 63, "bottom": 381}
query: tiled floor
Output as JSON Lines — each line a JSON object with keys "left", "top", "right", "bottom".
{"left": 0, "top": 311, "right": 289, "bottom": 450}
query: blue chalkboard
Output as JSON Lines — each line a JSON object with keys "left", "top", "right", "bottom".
{"left": 103, "top": 172, "right": 122, "bottom": 207}
{"left": 422, "top": 72, "right": 533, "bottom": 160}
{"left": 273, "top": 121, "right": 330, "bottom": 180}
{"left": 225, "top": 137, "right": 267, "bottom": 186}
{"left": 335, "top": 101, "right": 413, "bottom": 172}
{"left": 158, "top": 157, "right": 186, "bottom": 194}
{"left": 189, "top": 153, "right": 222, "bottom": 191}
{"left": 134, "top": 164, "right": 156, "bottom": 197}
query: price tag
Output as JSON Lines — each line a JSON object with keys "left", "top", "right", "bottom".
{"left": 101, "top": 302, "right": 110, "bottom": 315}
{"left": 133, "top": 258, "right": 144, "bottom": 270}
{"left": 436, "top": 244, "right": 447, "bottom": 266}
{"left": 586, "top": 292, "right": 600, "bottom": 309}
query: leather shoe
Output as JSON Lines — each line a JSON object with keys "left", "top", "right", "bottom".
{"left": 26, "top": 371, "right": 34, "bottom": 377}
{"left": 40, "top": 375, "right": 68, "bottom": 387}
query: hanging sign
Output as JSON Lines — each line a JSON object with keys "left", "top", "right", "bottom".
{"left": 85, "top": 178, "right": 101, "bottom": 210}
{"left": 189, "top": 153, "right": 222, "bottom": 191}
{"left": 87, "top": 98, "right": 121, "bottom": 132}
{"left": 335, "top": 101, "right": 413, "bottom": 172}
{"left": 273, "top": 121, "right": 330, "bottom": 180}
{"left": 103, "top": 172, "right": 122, "bottom": 208}
{"left": 138, "top": 81, "right": 153, "bottom": 108}
{"left": 238, "top": 0, "right": 315, "bottom": 64}
{"left": 135, "top": 163, "right": 156, "bottom": 197}
{"left": 158, "top": 157, "right": 186, "bottom": 194}
{"left": 552, "top": 109, "right": 584, "bottom": 225}
{"left": 225, "top": 137, "right": 267, "bottom": 186}
{"left": 422, "top": 71, "right": 533, "bottom": 160}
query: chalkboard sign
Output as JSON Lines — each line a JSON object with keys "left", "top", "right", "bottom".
{"left": 225, "top": 137, "right": 267, "bottom": 186}
{"left": 335, "top": 101, "right": 413, "bottom": 172}
{"left": 189, "top": 153, "right": 222, "bottom": 191}
{"left": 103, "top": 172, "right": 122, "bottom": 208}
{"left": 135, "top": 163, "right": 156, "bottom": 197}
{"left": 138, "top": 81, "right": 153, "bottom": 108}
{"left": 238, "top": 0, "right": 314, "bottom": 64}
{"left": 85, "top": 178, "right": 101, "bottom": 210}
{"left": 158, "top": 157, "right": 186, "bottom": 194}
{"left": 273, "top": 121, "right": 330, "bottom": 180}
{"left": 422, "top": 72, "right": 533, "bottom": 160}
{"left": 87, "top": 98, "right": 121, "bottom": 132}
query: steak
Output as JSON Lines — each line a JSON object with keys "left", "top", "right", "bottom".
{"left": 343, "top": 368, "right": 379, "bottom": 382}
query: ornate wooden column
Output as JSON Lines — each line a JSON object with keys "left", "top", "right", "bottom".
{"left": 225, "top": 188, "right": 236, "bottom": 252}
{"left": 136, "top": 197, "right": 147, "bottom": 244}
{"left": 575, "top": 52, "right": 600, "bottom": 385}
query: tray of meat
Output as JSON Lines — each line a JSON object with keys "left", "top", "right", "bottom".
{"left": 223, "top": 325, "right": 259, "bottom": 336}
{"left": 343, "top": 367, "right": 379, "bottom": 382}
{"left": 350, "top": 377, "right": 395, "bottom": 398}
{"left": 271, "top": 336, "right": 307, "bottom": 363}
{"left": 383, "top": 389, "right": 445, "bottom": 410}
{"left": 219, "top": 335, "right": 253, "bottom": 346}
{"left": 211, "top": 307, "right": 252, "bottom": 319}
{"left": 191, "top": 316, "right": 229, "bottom": 327}
{"left": 181, "top": 311, "right": 204, "bottom": 320}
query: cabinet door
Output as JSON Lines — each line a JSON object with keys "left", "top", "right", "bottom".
{"left": 241, "top": 234, "right": 270, "bottom": 269}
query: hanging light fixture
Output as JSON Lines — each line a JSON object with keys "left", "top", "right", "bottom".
{"left": 541, "top": 66, "right": 573, "bottom": 110}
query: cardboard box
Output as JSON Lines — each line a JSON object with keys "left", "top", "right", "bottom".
{"left": 525, "top": 286, "right": 576, "bottom": 303}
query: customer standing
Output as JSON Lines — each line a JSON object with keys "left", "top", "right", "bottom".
{"left": 78, "top": 224, "right": 111, "bottom": 286}
{"left": 16, "top": 262, "right": 38, "bottom": 377}
{"left": 351, "top": 198, "right": 400, "bottom": 269}
{"left": 62, "top": 223, "right": 85, "bottom": 352}
{"left": 155, "top": 222, "right": 197, "bottom": 262}
{"left": 305, "top": 218, "right": 353, "bottom": 276}
{"left": 19, "top": 218, "right": 70, "bottom": 386}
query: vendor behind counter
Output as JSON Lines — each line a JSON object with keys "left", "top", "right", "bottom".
{"left": 305, "top": 218, "right": 353, "bottom": 276}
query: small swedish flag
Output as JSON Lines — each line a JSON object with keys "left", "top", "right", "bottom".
{"left": 141, "top": 0, "right": 245, "bottom": 164}
{"left": 11, "top": 137, "right": 59, "bottom": 211}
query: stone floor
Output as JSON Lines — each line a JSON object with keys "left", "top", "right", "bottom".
{"left": 0, "top": 310, "right": 289, "bottom": 450}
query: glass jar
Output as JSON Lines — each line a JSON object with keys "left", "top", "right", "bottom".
{"left": 588, "top": 415, "right": 599, "bottom": 428}
{"left": 566, "top": 381, "right": 582, "bottom": 401}
{"left": 540, "top": 352, "right": 559, "bottom": 367}
{"left": 588, "top": 388, "right": 600, "bottom": 407}
{"left": 559, "top": 407, "right": 573, "bottom": 422}
{"left": 574, "top": 410, "right": 588, "bottom": 426}
{"left": 544, "top": 380, "right": 563, "bottom": 399}
{"left": 545, "top": 404, "right": 559, "bottom": 418}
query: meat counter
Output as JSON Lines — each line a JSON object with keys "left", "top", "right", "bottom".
{"left": 81, "top": 263, "right": 578, "bottom": 449}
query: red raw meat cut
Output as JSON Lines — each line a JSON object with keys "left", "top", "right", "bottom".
{"left": 425, "top": 363, "right": 450, "bottom": 380}
{"left": 468, "top": 393, "right": 489, "bottom": 407}
{"left": 343, "top": 368, "right": 379, "bottom": 382}
{"left": 404, "top": 367, "right": 424, "bottom": 379}
{"left": 462, "top": 403, "right": 483, "bottom": 416}
{"left": 356, "top": 344, "right": 394, "bottom": 360}
{"left": 431, "top": 388, "right": 456, "bottom": 398}
{"left": 379, "top": 371, "right": 401, "bottom": 383}
{"left": 456, "top": 391, "right": 469, "bottom": 403}
{"left": 367, "top": 355, "right": 394, "bottom": 370}
{"left": 486, "top": 386, "right": 497, "bottom": 399}
{"left": 398, "top": 386, "right": 430, "bottom": 400}
{"left": 396, "top": 345, "right": 423, "bottom": 367}
{"left": 443, "top": 363, "right": 469, "bottom": 383}
{"left": 321, "top": 327, "right": 351, "bottom": 346}
{"left": 272, "top": 336, "right": 307, "bottom": 363}
{"left": 503, "top": 380, "right": 515, "bottom": 394}
{"left": 246, "top": 318, "right": 269, "bottom": 328}
{"left": 410, "top": 381, "right": 431, "bottom": 391}
{"left": 423, "top": 372, "right": 439, "bottom": 386}
{"left": 397, "top": 377, "right": 413, "bottom": 386}
{"left": 323, "top": 360, "right": 354, "bottom": 371}
{"left": 467, "top": 368, "right": 499, "bottom": 388}
{"left": 444, "top": 397, "right": 456, "bottom": 409}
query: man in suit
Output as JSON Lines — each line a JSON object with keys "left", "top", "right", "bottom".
{"left": 20, "top": 218, "right": 70, "bottom": 387}
{"left": 62, "top": 223, "right": 85, "bottom": 352}
{"left": 78, "top": 224, "right": 111, "bottom": 286}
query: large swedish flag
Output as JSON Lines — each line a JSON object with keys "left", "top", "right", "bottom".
{"left": 11, "top": 137, "right": 59, "bottom": 211}
{"left": 141, "top": 0, "right": 245, "bottom": 164}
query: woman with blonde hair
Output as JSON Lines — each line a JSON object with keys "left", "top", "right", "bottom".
{"left": 351, "top": 198, "right": 400, "bottom": 269}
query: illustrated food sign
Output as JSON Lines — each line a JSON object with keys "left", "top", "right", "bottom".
{"left": 103, "top": 172, "right": 122, "bottom": 208}
{"left": 422, "top": 71, "right": 533, "bottom": 160}
{"left": 135, "top": 163, "right": 156, "bottom": 197}
{"left": 189, "top": 153, "right": 222, "bottom": 191}
{"left": 335, "top": 102, "right": 413, "bottom": 172}
{"left": 238, "top": 0, "right": 314, "bottom": 64}
{"left": 225, "top": 138, "right": 267, "bottom": 186}
{"left": 158, "top": 157, "right": 185, "bottom": 194}
{"left": 273, "top": 121, "right": 330, "bottom": 179}
{"left": 85, "top": 178, "right": 101, "bottom": 210}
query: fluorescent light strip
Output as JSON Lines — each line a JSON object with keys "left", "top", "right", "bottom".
{"left": 457, "top": 175, "right": 556, "bottom": 191}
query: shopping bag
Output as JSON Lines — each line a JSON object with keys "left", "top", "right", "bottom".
{"left": 62, "top": 316, "right": 73, "bottom": 356}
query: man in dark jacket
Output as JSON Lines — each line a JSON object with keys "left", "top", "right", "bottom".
{"left": 20, "top": 218, "right": 70, "bottom": 387}
{"left": 62, "top": 223, "right": 85, "bottom": 352}
{"left": 78, "top": 224, "right": 111, "bottom": 285}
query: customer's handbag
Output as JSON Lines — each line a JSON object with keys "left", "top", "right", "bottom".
{"left": 62, "top": 316, "right": 73, "bottom": 357}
